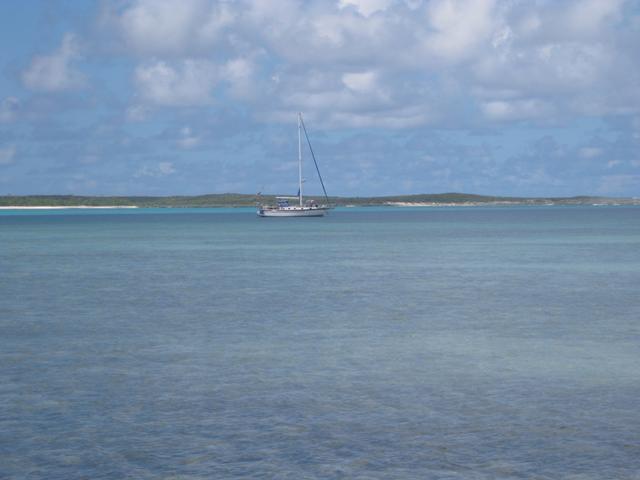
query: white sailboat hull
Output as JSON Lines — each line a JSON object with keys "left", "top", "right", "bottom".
{"left": 257, "top": 207, "right": 328, "bottom": 217}
{"left": 258, "top": 113, "right": 330, "bottom": 219}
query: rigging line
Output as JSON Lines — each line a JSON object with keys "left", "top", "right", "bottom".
{"left": 300, "top": 116, "right": 330, "bottom": 204}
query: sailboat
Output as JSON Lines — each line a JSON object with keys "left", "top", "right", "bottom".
{"left": 257, "top": 113, "right": 331, "bottom": 217}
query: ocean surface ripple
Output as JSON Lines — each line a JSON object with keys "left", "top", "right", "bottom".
{"left": 1, "top": 206, "right": 639, "bottom": 479}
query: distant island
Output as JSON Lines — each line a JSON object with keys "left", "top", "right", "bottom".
{"left": 0, "top": 193, "right": 638, "bottom": 208}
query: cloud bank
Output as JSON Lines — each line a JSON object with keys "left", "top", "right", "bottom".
{"left": 2, "top": 0, "right": 639, "bottom": 196}
{"left": 22, "top": 33, "right": 86, "bottom": 92}
{"left": 90, "top": 0, "right": 640, "bottom": 128}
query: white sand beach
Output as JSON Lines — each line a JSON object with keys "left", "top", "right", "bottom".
{"left": 385, "top": 201, "right": 480, "bottom": 207}
{"left": 0, "top": 206, "right": 139, "bottom": 210}
{"left": 384, "top": 201, "right": 524, "bottom": 207}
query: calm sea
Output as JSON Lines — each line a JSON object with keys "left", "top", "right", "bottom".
{"left": 1, "top": 206, "right": 639, "bottom": 479}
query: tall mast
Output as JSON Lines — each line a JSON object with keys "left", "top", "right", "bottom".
{"left": 298, "top": 112, "right": 303, "bottom": 206}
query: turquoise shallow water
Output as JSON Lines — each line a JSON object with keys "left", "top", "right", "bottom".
{"left": 1, "top": 206, "right": 639, "bottom": 479}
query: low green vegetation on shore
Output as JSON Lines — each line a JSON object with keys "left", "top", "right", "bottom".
{"left": 1, "top": 193, "right": 637, "bottom": 207}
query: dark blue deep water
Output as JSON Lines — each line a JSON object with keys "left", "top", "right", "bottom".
{"left": 1, "top": 206, "right": 639, "bottom": 479}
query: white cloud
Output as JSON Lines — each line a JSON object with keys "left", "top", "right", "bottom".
{"left": 0, "top": 97, "right": 19, "bottom": 123}
{"left": 118, "top": 0, "right": 201, "bottom": 54}
{"left": 223, "top": 58, "right": 255, "bottom": 99}
{"left": 423, "top": 0, "right": 498, "bottom": 62}
{"left": 0, "top": 145, "right": 16, "bottom": 165}
{"left": 474, "top": 40, "right": 610, "bottom": 101}
{"left": 329, "top": 107, "right": 427, "bottom": 128}
{"left": 158, "top": 161, "right": 175, "bottom": 174}
{"left": 481, "top": 99, "right": 552, "bottom": 121}
{"left": 99, "top": 0, "right": 640, "bottom": 129}
{"left": 22, "top": 33, "right": 85, "bottom": 92}
{"left": 245, "top": 0, "right": 299, "bottom": 25}
{"left": 467, "top": 0, "right": 638, "bottom": 120}
{"left": 338, "top": 0, "right": 394, "bottom": 17}
{"left": 126, "top": 104, "right": 150, "bottom": 122}
{"left": 342, "top": 71, "right": 378, "bottom": 93}
{"left": 565, "top": 0, "right": 624, "bottom": 36}
{"left": 505, "top": 168, "right": 564, "bottom": 188}
{"left": 105, "top": 0, "right": 234, "bottom": 55}
{"left": 606, "top": 159, "right": 621, "bottom": 168}
{"left": 66, "top": 174, "right": 97, "bottom": 193}
{"left": 597, "top": 174, "right": 640, "bottom": 195}
{"left": 135, "top": 161, "right": 176, "bottom": 177}
{"left": 178, "top": 127, "right": 200, "bottom": 149}
{"left": 134, "top": 60, "right": 218, "bottom": 106}
{"left": 579, "top": 147, "right": 602, "bottom": 159}
{"left": 5, "top": 0, "right": 640, "bottom": 197}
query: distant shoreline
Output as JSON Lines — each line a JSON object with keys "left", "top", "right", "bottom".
{"left": 1, "top": 193, "right": 638, "bottom": 208}
{"left": 1, "top": 203, "right": 636, "bottom": 211}
{"left": 385, "top": 201, "right": 532, "bottom": 207}
{"left": 0, "top": 206, "right": 139, "bottom": 210}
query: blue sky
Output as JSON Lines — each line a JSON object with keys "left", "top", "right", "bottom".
{"left": 1, "top": 0, "right": 639, "bottom": 197}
